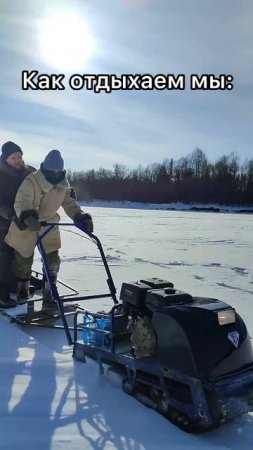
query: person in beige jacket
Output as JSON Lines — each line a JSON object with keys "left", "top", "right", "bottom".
{"left": 5, "top": 150, "right": 93, "bottom": 308}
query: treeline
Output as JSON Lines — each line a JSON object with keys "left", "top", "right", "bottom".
{"left": 67, "top": 148, "right": 253, "bottom": 205}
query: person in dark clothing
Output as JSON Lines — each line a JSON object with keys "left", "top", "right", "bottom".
{"left": 0, "top": 141, "right": 35, "bottom": 308}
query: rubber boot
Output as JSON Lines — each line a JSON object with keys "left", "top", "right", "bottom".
{"left": 30, "top": 275, "right": 43, "bottom": 291}
{"left": 0, "top": 285, "right": 17, "bottom": 309}
{"left": 42, "top": 279, "right": 58, "bottom": 311}
{"left": 17, "top": 280, "right": 30, "bottom": 304}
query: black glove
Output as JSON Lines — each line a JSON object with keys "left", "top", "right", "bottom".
{"left": 24, "top": 216, "right": 41, "bottom": 232}
{"left": 74, "top": 212, "right": 94, "bottom": 232}
{"left": 19, "top": 210, "right": 41, "bottom": 232}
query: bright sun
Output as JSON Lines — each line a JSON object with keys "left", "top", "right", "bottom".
{"left": 39, "top": 11, "right": 95, "bottom": 72}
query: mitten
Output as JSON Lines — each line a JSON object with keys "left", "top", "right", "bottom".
{"left": 74, "top": 212, "right": 93, "bottom": 232}
{"left": 19, "top": 210, "right": 41, "bottom": 232}
{"left": 24, "top": 216, "right": 41, "bottom": 232}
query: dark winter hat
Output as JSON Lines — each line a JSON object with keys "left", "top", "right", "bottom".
{"left": 1, "top": 141, "right": 23, "bottom": 160}
{"left": 42, "top": 150, "right": 64, "bottom": 171}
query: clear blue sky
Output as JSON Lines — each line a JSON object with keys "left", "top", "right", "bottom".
{"left": 0, "top": 0, "right": 252, "bottom": 171}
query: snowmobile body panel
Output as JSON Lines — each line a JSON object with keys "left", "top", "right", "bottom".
{"left": 149, "top": 295, "right": 253, "bottom": 379}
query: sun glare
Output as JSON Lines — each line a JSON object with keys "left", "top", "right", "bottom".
{"left": 39, "top": 11, "right": 95, "bottom": 72}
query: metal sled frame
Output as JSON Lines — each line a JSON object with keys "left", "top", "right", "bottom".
{"left": 3, "top": 222, "right": 118, "bottom": 342}
{"left": 7, "top": 270, "right": 79, "bottom": 328}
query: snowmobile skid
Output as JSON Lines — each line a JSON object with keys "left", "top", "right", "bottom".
{"left": 0, "top": 269, "right": 80, "bottom": 329}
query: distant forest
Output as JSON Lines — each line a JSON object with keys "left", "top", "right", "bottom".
{"left": 67, "top": 148, "right": 253, "bottom": 205}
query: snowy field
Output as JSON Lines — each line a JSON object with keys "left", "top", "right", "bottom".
{"left": 0, "top": 206, "right": 253, "bottom": 450}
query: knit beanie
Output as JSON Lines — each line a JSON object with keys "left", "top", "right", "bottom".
{"left": 1, "top": 141, "right": 23, "bottom": 160}
{"left": 42, "top": 150, "right": 64, "bottom": 171}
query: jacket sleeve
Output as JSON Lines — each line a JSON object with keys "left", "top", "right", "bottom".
{"left": 0, "top": 189, "right": 14, "bottom": 220}
{"left": 0, "top": 204, "right": 13, "bottom": 220}
{"left": 14, "top": 177, "right": 36, "bottom": 217}
{"left": 61, "top": 188, "right": 83, "bottom": 219}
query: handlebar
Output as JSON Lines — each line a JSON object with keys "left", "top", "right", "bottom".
{"left": 36, "top": 221, "right": 118, "bottom": 307}
{"left": 39, "top": 221, "right": 93, "bottom": 238}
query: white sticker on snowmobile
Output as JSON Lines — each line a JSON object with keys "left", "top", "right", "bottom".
{"left": 228, "top": 331, "right": 240, "bottom": 348}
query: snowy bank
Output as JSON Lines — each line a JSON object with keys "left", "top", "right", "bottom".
{"left": 79, "top": 199, "right": 253, "bottom": 214}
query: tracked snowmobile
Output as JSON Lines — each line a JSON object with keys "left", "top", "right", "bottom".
{"left": 2, "top": 221, "right": 253, "bottom": 432}
{"left": 62, "top": 224, "right": 253, "bottom": 432}
{"left": 73, "top": 277, "right": 253, "bottom": 432}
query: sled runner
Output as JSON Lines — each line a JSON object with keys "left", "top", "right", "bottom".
{"left": 0, "top": 274, "right": 79, "bottom": 329}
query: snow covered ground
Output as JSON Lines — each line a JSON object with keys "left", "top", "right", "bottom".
{"left": 0, "top": 206, "right": 253, "bottom": 449}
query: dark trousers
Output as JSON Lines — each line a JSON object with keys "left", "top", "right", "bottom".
{"left": 0, "top": 229, "right": 16, "bottom": 292}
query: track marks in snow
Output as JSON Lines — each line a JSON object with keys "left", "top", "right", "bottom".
{"left": 202, "top": 263, "right": 250, "bottom": 278}
{"left": 231, "top": 267, "right": 249, "bottom": 276}
{"left": 61, "top": 254, "right": 126, "bottom": 266}
{"left": 107, "top": 247, "right": 127, "bottom": 256}
{"left": 217, "top": 282, "right": 253, "bottom": 295}
{"left": 62, "top": 255, "right": 89, "bottom": 263}
{"left": 203, "top": 263, "right": 222, "bottom": 268}
{"left": 134, "top": 257, "right": 193, "bottom": 269}
{"left": 206, "top": 239, "right": 235, "bottom": 244}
